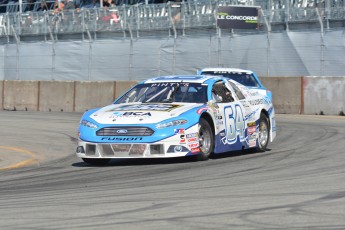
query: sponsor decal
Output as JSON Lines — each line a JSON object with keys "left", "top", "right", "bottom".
{"left": 272, "top": 117, "right": 277, "bottom": 132}
{"left": 111, "top": 111, "right": 152, "bottom": 118}
{"left": 175, "top": 128, "right": 185, "bottom": 134}
{"left": 152, "top": 76, "right": 206, "bottom": 81}
{"left": 216, "top": 120, "right": 224, "bottom": 126}
{"left": 249, "top": 91, "right": 259, "bottom": 97}
{"left": 116, "top": 129, "right": 128, "bottom": 134}
{"left": 197, "top": 107, "right": 208, "bottom": 114}
{"left": 180, "top": 135, "right": 186, "bottom": 144}
{"left": 188, "top": 142, "right": 199, "bottom": 148}
{"left": 191, "top": 147, "right": 200, "bottom": 153}
{"left": 249, "top": 99, "right": 265, "bottom": 106}
{"left": 248, "top": 135, "right": 257, "bottom": 148}
{"left": 186, "top": 133, "right": 198, "bottom": 138}
{"left": 247, "top": 121, "right": 256, "bottom": 127}
{"left": 174, "top": 146, "right": 183, "bottom": 152}
{"left": 211, "top": 71, "right": 241, "bottom": 74}
{"left": 245, "top": 108, "right": 260, "bottom": 121}
{"left": 247, "top": 126, "right": 256, "bottom": 134}
{"left": 207, "top": 101, "right": 219, "bottom": 110}
{"left": 187, "top": 137, "right": 198, "bottom": 143}
{"left": 151, "top": 82, "right": 189, "bottom": 87}
{"left": 101, "top": 137, "right": 143, "bottom": 141}
{"left": 247, "top": 123, "right": 257, "bottom": 148}
{"left": 108, "top": 104, "right": 181, "bottom": 112}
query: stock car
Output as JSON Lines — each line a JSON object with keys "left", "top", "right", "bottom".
{"left": 76, "top": 75, "right": 276, "bottom": 165}
{"left": 198, "top": 68, "right": 273, "bottom": 101}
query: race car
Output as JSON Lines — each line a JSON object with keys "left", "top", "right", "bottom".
{"left": 76, "top": 75, "right": 276, "bottom": 165}
{"left": 198, "top": 67, "right": 273, "bottom": 101}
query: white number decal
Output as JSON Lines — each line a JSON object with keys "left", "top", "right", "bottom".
{"left": 224, "top": 106, "right": 236, "bottom": 143}
{"left": 235, "top": 105, "right": 245, "bottom": 142}
{"left": 223, "top": 104, "right": 245, "bottom": 144}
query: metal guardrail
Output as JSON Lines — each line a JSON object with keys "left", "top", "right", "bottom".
{"left": 0, "top": 1, "right": 344, "bottom": 39}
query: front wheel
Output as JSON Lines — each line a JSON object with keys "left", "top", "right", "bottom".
{"left": 197, "top": 118, "right": 214, "bottom": 161}
{"left": 82, "top": 158, "right": 111, "bottom": 166}
{"left": 256, "top": 113, "right": 270, "bottom": 152}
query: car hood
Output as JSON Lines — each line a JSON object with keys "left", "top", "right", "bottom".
{"left": 89, "top": 103, "right": 202, "bottom": 125}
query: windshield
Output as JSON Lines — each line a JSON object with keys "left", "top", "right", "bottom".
{"left": 115, "top": 82, "right": 208, "bottom": 104}
{"left": 201, "top": 71, "right": 259, "bottom": 87}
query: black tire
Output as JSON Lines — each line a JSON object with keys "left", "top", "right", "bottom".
{"left": 82, "top": 158, "right": 111, "bottom": 166}
{"left": 197, "top": 118, "right": 214, "bottom": 161}
{"left": 256, "top": 113, "right": 270, "bottom": 152}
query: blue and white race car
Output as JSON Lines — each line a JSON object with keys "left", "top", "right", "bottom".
{"left": 76, "top": 75, "right": 276, "bottom": 165}
{"left": 198, "top": 68, "right": 273, "bottom": 101}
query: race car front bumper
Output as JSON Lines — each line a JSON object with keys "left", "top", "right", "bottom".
{"left": 76, "top": 139, "right": 196, "bottom": 159}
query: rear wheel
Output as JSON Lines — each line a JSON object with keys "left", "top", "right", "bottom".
{"left": 82, "top": 158, "right": 111, "bottom": 166}
{"left": 197, "top": 118, "right": 214, "bottom": 161}
{"left": 256, "top": 113, "right": 270, "bottom": 152}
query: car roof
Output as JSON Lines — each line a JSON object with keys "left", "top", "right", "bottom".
{"left": 143, "top": 75, "right": 220, "bottom": 84}
{"left": 201, "top": 67, "right": 254, "bottom": 74}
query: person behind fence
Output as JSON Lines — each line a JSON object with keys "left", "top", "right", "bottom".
{"left": 38, "top": 0, "right": 49, "bottom": 11}
{"left": 54, "top": 0, "right": 65, "bottom": 12}
{"left": 64, "top": 0, "right": 75, "bottom": 10}
{"left": 103, "top": 0, "right": 113, "bottom": 8}
{"left": 101, "top": 9, "right": 120, "bottom": 28}
{"left": 25, "top": 0, "right": 35, "bottom": 12}
{"left": 82, "top": 0, "right": 100, "bottom": 8}
{"left": 171, "top": 0, "right": 181, "bottom": 24}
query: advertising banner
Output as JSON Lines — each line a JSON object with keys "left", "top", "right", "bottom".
{"left": 217, "top": 6, "right": 259, "bottom": 30}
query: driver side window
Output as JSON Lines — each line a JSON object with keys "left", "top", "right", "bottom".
{"left": 212, "top": 82, "right": 234, "bottom": 103}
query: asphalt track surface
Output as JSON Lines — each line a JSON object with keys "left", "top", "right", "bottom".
{"left": 0, "top": 111, "right": 345, "bottom": 230}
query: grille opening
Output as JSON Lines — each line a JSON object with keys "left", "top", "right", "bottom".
{"left": 150, "top": 145, "right": 164, "bottom": 155}
{"left": 86, "top": 144, "right": 96, "bottom": 156}
{"left": 96, "top": 127, "right": 154, "bottom": 136}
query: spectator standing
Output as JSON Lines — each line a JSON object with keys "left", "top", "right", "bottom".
{"left": 54, "top": 0, "right": 65, "bottom": 12}
{"left": 103, "top": 0, "right": 110, "bottom": 8}
{"left": 64, "top": 0, "right": 75, "bottom": 10}
{"left": 25, "top": 0, "right": 35, "bottom": 12}
{"left": 171, "top": 0, "right": 181, "bottom": 24}
{"left": 83, "top": 0, "right": 100, "bottom": 8}
{"left": 38, "top": 0, "right": 49, "bottom": 11}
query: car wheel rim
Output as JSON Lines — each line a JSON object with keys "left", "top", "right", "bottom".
{"left": 259, "top": 120, "right": 268, "bottom": 147}
{"left": 199, "top": 127, "right": 211, "bottom": 153}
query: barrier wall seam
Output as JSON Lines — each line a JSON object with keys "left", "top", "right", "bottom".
{"left": 301, "top": 76, "right": 304, "bottom": 115}
{"left": 113, "top": 81, "right": 116, "bottom": 101}
{"left": 1, "top": 80, "right": 3, "bottom": 110}
{"left": 73, "top": 81, "right": 76, "bottom": 112}
{"left": 37, "top": 81, "right": 40, "bottom": 111}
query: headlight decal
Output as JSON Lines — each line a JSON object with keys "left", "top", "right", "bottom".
{"left": 155, "top": 119, "right": 187, "bottom": 129}
{"left": 80, "top": 120, "right": 98, "bottom": 129}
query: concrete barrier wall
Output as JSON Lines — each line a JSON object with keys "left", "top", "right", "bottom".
{"left": 261, "top": 77, "right": 302, "bottom": 114}
{"left": 115, "top": 81, "right": 138, "bottom": 99}
{"left": 3, "top": 81, "right": 39, "bottom": 111}
{"left": 0, "top": 78, "right": 344, "bottom": 115}
{"left": 39, "top": 81, "right": 75, "bottom": 112}
{"left": 0, "top": 81, "right": 3, "bottom": 110}
{"left": 303, "top": 76, "right": 345, "bottom": 115}
{"left": 75, "top": 81, "right": 117, "bottom": 112}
